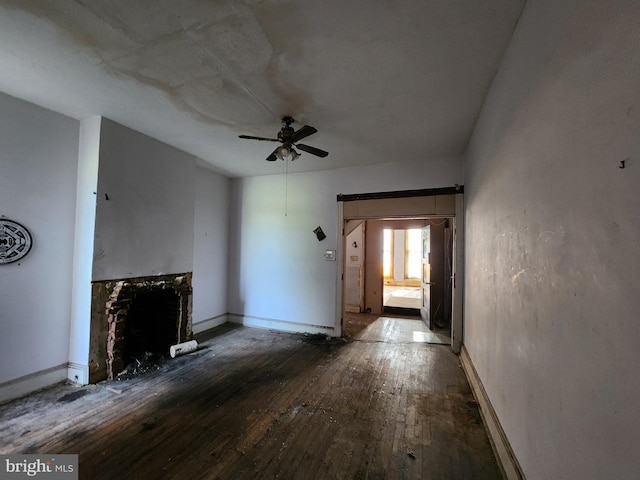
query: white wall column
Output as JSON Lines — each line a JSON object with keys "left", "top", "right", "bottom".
{"left": 68, "top": 117, "right": 101, "bottom": 385}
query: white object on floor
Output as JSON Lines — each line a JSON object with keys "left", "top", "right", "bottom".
{"left": 169, "top": 340, "right": 198, "bottom": 358}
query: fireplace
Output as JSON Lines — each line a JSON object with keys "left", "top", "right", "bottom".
{"left": 89, "top": 273, "right": 192, "bottom": 382}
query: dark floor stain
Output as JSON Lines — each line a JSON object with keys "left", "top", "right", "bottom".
{"left": 57, "top": 390, "right": 90, "bottom": 403}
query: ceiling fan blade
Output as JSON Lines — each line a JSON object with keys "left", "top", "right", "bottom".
{"left": 292, "top": 125, "right": 317, "bottom": 142}
{"left": 239, "top": 135, "right": 280, "bottom": 142}
{"left": 266, "top": 147, "right": 279, "bottom": 162}
{"left": 296, "top": 143, "right": 328, "bottom": 158}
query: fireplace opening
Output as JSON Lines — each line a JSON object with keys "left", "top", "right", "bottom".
{"left": 123, "top": 289, "right": 180, "bottom": 366}
{"left": 92, "top": 273, "right": 192, "bottom": 382}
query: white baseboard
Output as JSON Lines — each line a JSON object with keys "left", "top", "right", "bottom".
{"left": 0, "top": 364, "right": 68, "bottom": 405}
{"left": 460, "top": 346, "right": 525, "bottom": 480}
{"left": 228, "top": 314, "right": 335, "bottom": 336}
{"left": 193, "top": 313, "right": 228, "bottom": 334}
{"left": 67, "top": 362, "right": 90, "bottom": 385}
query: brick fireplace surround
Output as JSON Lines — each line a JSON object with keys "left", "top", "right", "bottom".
{"left": 89, "top": 273, "right": 193, "bottom": 383}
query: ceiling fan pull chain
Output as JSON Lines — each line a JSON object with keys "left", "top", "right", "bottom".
{"left": 285, "top": 157, "right": 289, "bottom": 217}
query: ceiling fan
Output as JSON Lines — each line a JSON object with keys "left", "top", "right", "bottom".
{"left": 238, "top": 116, "right": 329, "bottom": 162}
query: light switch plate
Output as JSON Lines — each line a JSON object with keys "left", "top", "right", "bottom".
{"left": 324, "top": 250, "right": 336, "bottom": 261}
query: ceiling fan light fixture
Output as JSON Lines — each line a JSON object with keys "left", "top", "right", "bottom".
{"left": 275, "top": 145, "right": 288, "bottom": 160}
{"left": 275, "top": 144, "right": 299, "bottom": 161}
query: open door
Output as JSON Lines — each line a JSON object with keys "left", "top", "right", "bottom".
{"left": 344, "top": 221, "right": 365, "bottom": 313}
{"left": 420, "top": 225, "right": 432, "bottom": 329}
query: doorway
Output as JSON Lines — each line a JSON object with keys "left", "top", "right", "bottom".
{"left": 348, "top": 218, "right": 453, "bottom": 333}
{"left": 381, "top": 221, "right": 452, "bottom": 330}
{"left": 383, "top": 227, "right": 421, "bottom": 313}
{"left": 336, "top": 190, "right": 464, "bottom": 353}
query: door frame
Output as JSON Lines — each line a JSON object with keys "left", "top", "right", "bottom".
{"left": 420, "top": 224, "right": 432, "bottom": 329}
{"left": 335, "top": 189, "right": 464, "bottom": 353}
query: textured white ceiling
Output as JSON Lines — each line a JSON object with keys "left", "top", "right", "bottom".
{"left": 0, "top": 0, "right": 525, "bottom": 177}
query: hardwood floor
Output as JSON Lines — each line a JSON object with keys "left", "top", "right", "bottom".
{"left": 0, "top": 318, "right": 501, "bottom": 479}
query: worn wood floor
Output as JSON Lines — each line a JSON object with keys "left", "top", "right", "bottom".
{"left": 0, "top": 317, "right": 501, "bottom": 479}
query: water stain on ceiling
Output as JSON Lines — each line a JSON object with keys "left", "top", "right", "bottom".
{"left": 0, "top": 0, "right": 525, "bottom": 177}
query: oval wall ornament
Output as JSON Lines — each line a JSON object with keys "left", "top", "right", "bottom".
{"left": 0, "top": 218, "right": 33, "bottom": 264}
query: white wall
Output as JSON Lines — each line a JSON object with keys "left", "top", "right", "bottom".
{"left": 0, "top": 93, "right": 79, "bottom": 396}
{"left": 464, "top": 1, "right": 640, "bottom": 478}
{"left": 228, "top": 156, "right": 462, "bottom": 333}
{"left": 92, "top": 119, "right": 196, "bottom": 280}
{"left": 192, "top": 162, "right": 230, "bottom": 333}
{"left": 0, "top": 110, "right": 232, "bottom": 399}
